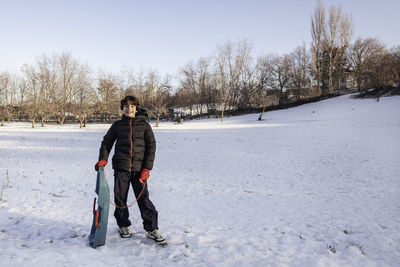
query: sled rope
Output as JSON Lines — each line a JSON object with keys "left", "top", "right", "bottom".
{"left": 101, "top": 168, "right": 147, "bottom": 209}
{"left": 109, "top": 180, "right": 147, "bottom": 209}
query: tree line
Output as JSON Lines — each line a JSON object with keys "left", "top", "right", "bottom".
{"left": 1, "top": 1, "right": 399, "bottom": 127}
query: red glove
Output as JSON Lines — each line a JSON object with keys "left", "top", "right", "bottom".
{"left": 139, "top": 168, "right": 150, "bottom": 183}
{"left": 95, "top": 160, "right": 107, "bottom": 171}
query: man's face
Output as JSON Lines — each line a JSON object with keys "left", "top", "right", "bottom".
{"left": 123, "top": 104, "right": 136, "bottom": 118}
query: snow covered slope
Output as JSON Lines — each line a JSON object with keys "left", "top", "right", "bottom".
{"left": 1, "top": 94, "right": 399, "bottom": 266}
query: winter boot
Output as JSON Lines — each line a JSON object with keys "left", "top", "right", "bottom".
{"left": 147, "top": 229, "right": 165, "bottom": 243}
{"left": 118, "top": 227, "right": 133, "bottom": 238}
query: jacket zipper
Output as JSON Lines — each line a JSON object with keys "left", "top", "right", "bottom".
{"left": 129, "top": 119, "right": 133, "bottom": 171}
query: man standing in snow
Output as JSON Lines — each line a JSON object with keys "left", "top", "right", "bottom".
{"left": 94, "top": 95, "right": 165, "bottom": 243}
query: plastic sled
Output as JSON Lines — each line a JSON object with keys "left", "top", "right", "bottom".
{"left": 89, "top": 166, "right": 110, "bottom": 248}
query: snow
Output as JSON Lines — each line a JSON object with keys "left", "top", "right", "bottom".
{"left": 0, "top": 94, "right": 399, "bottom": 266}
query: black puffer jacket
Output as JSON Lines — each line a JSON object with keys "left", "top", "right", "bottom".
{"left": 98, "top": 109, "right": 156, "bottom": 172}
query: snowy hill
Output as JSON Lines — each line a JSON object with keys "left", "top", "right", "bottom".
{"left": 1, "top": 94, "right": 399, "bottom": 266}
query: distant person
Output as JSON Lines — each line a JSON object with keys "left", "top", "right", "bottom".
{"left": 94, "top": 95, "right": 165, "bottom": 244}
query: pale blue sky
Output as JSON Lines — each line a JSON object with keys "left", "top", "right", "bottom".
{"left": 1, "top": 0, "right": 399, "bottom": 76}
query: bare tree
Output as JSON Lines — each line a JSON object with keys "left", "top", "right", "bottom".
{"left": 237, "top": 40, "right": 255, "bottom": 109}
{"left": 21, "top": 64, "right": 40, "bottom": 128}
{"left": 214, "top": 40, "right": 252, "bottom": 121}
{"left": 271, "top": 54, "right": 291, "bottom": 104}
{"left": 178, "top": 57, "right": 216, "bottom": 116}
{"left": 129, "top": 69, "right": 146, "bottom": 105}
{"left": 36, "top": 54, "right": 57, "bottom": 126}
{"left": 0, "top": 71, "right": 17, "bottom": 126}
{"left": 96, "top": 72, "right": 121, "bottom": 121}
{"left": 143, "top": 70, "right": 160, "bottom": 109}
{"left": 52, "top": 52, "right": 80, "bottom": 124}
{"left": 119, "top": 66, "right": 144, "bottom": 99}
{"left": 311, "top": 0, "right": 326, "bottom": 94}
{"left": 389, "top": 46, "right": 400, "bottom": 86}
{"left": 349, "top": 37, "right": 385, "bottom": 90}
{"left": 153, "top": 76, "right": 172, "bottom": 127}
{"left": 0, "top": 71, "right": 15, "bottom": 125}
{"left": 367, "top": 50, "right": 393, "bottom": 89}
{"left": 17, "top": 76, "right": 27, "bottom": 121}
{"left": 174, "top": 86, "right": 193, "bottom": 117}
{"left": 197, "top": 57, "right": 215, "bottom": 114}
{"left": 288, "top": 44, "right": 311, "bottom": 99}
{"left": 336, "top": 13, "right": 352, "bottom": 93}
{"left": 324, "top": 4, "right": 352, "bottom": 93}
{"left": 141, "top": 70, "right": 171, "bottom": 126}
{"left": 179, "top": 61, "right": 198, "bottom": 116}
{"left": 253, "top": 55, "right": 276, "bottom": 120}
{"left": 311, "top": 1, "right": 352, "bottom": 95}
{"left": 71, "top": 64, "right": 94, "bottom": 128}
{"left": 215, "top": 43, "right": 231, "bottom": 122}
{"left": 325, "top": 4, "right": 341, "bottom": 93}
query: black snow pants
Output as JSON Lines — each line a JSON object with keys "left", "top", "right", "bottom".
{"left": 113, "top": 171, "right": 158, "bottom": 231}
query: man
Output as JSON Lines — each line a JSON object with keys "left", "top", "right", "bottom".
{"left": 95, "top": 95, "right": 165, "bottom": 243}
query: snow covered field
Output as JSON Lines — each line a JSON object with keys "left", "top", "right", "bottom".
{"left": 0, "top": 94, "right": 399, "bottom": 266}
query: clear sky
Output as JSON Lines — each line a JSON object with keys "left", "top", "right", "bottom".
{"left": 1, "top": 0, "right": 399, "bottom": 76}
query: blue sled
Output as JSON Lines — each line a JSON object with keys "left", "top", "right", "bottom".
{"left": 89, "top": 166, "right": 110, "bottom": 248}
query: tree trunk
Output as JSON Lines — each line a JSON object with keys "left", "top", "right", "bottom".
{"left": 156, "top": 117, "right": 159, "bottom": 127}
{"left": 32, "top": 119, "right": 35, "bottom": 128}
{"left": 328, "top": 63, "right": 334, "bottom": 94}
{"left": 279, "top": 87, "right": 284, "bottom": 105}
{"left": 258, "top": 106, "right": 266, "bottom": 121}
{"left": 221, "top": 105, "right": 225, "bottom": 122}
{"left": 356, "top": 75, "right": 362, "bottom": 91}
{"left": 58, "top": 116, "right": 65, "bottom": 125}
